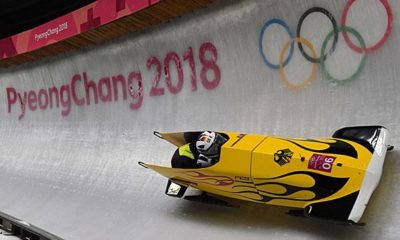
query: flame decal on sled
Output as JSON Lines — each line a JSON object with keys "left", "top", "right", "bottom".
{"left": 255, "top": 171, "right": 348, "bottom": 202}
{"left": 219, "top": 171, "right": 348, "bottom": 203}
{"left": 183, "top": 171, "right": 234, "bottom": 186}
{"left": 282, "top": 138, "right": 358, "bottom": 158}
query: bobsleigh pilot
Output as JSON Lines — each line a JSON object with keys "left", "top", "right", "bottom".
{"left": 171, "top": 131, "right": 227, "bottom": 168}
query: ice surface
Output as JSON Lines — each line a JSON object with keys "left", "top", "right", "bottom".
{"left": 0, "top": 0, "right": 399, "bottom": 239}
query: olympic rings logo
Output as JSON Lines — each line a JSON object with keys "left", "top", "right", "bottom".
{"left": 259, "top": 0, "right": 393, "bottom": 90}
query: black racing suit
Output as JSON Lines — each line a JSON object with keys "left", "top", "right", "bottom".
{"left": 171, "top": 142, "right": 200, "bottom": 168}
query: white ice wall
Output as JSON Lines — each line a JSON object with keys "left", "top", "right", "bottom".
{"left": 0, "top": 0, "right": 399, "bottom": 239}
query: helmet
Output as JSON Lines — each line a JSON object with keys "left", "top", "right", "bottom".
{"left": 196, "top": 131, "right": 228, "bottom": 157}
{"left": 196, "top": 131, "right": 216, "bottom": 155}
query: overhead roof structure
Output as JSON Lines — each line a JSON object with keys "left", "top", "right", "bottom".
{"left": 0, "top": 0, "right": 216, "bottom": 67}
{"left": 0, "top": 0, "right": 97, "bottom": 39}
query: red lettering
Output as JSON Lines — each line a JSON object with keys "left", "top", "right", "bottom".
{"left": 98, "top": 77, "right": 112, "bottom": 102}
{"left": 128, "top": 71, "right": 143, "bottom": 110}
{"left": 5, "top": 42, "right": 221, "bottom": 119}
{"left": 164, "top": 52, "right": 183, "bottom": 94}
{"left": 147, "top": 56, "right": 164, "bottom": 96}
{"left": 60, "top": 85, "right": 71, "bottom": 116}
{"left": 28, "top": 90, "right": 37, "bottom": 111}
{"left": 83, "top": 72, "right": 98, "bottom": 105}
{"left": 71, "top": 74, "right": 84, "bottom": 106}
{"left": 48, "top": 87, "right": 60, "bottom": 109}
{"left": 38, "top": 89, "right": 49, "bottom": 110}
{"left": 17, "top": 92, "right": 27, "bottom": 120}
{"left": 112, "top": 75, "right": 127, "bottom": 101}
{"left": 199, "top": 42, "right": 221, "bottom": 90}
{"left": 6, "top": 87, "right": 17, "bottom": 113}
{"left": 183, "top": 47, "right": 197, "bottom": 91}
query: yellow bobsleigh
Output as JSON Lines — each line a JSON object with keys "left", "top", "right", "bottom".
{"left": 139, "top": 126, "right": 391, "bottom": 224}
